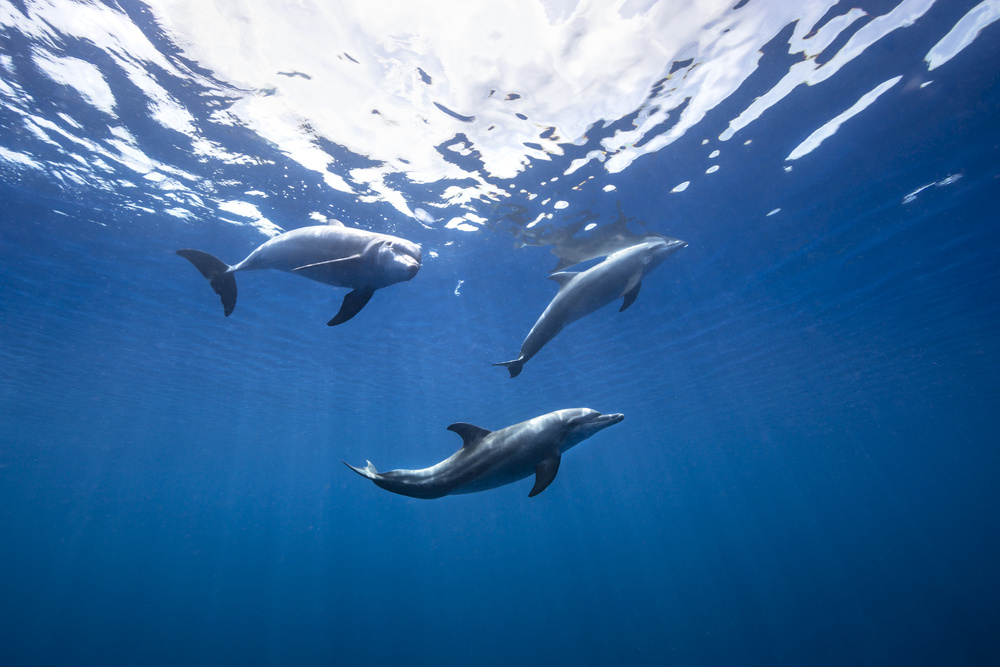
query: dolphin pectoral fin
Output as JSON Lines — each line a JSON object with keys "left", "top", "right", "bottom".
{"left": 328, "top": 288, "right": 375, "bottom": 326}
{"left": 447, "top": 423, "right": 492, "bottom": 449}
{"left": 620, "top": 279, "right": 642, "bottom": 312}
{"left": 177, "top": 249, "right": 237, "bottom": 317}
{"left": 528, "top": 454, "right": 561, "bottom": 497}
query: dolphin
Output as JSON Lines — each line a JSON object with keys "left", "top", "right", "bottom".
{"left": 494, "top": 237, "right": 686, "bottom": 377}
{"left": 547, "top": 228, "right": 669, "bottom": 273}
{"left": 177, "top": 222, "right": 421, "bottom": 326}
{"left": 500, "top": 203, "right": 666, "bottom": 271}
{"left": 344, "top": 408, "right": 624, "bottom": 499}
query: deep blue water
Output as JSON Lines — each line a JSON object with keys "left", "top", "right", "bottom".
{"left": 2, "top": 1, "right": 1000, "bottom": 665}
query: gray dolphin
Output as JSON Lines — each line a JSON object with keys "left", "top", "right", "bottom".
{"left": 495, "top": 237, "right": 685, "bottom": 377}
{"left": 548, "top": 229, "right": 669, "bottom": 273}
{"left": 500, "top": 203, "right": 666, "bottom": 271}
{"left": 344, "top": 408, "right": 623, "bottom": 499}
{"left": 177, "top": 222, "right": 421, "bottom": 326}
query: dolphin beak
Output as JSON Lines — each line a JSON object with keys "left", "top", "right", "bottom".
{"left": 402, "top": 254, "right": 420, "bottom": 279}
{"left": 654, "top": 237, "right": 686, "bottom": 258}
{"left": 404, "top": 244, "right": 422, "bottom": 276}
{"left": 596, "top": 412, "right": 625, "bottom": 426}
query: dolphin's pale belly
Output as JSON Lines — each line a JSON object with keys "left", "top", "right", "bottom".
{"left": 448, "top": 470, "right": 534, "bottom": 494}
{"left": 446, "top": 456, "right": 539, "bottom": 494}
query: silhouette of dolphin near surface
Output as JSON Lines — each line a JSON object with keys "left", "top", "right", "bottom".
{"left": 177, "top": 222, "right": 421, "bottom": 326}
{"left": 344, "top": 408, "right": 624, "bottom": 499}
{"left": 495, "top": 237, "right": 685, "bottom": 377}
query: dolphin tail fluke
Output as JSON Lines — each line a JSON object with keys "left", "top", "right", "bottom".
{"left": 177, "top": 249, "right": 237, "bottom": 317}
{"left": 493, "top": 358, "right": 525, "bottom": 378}
{"left": 342, "top": 459, "right": 380, "bottom": 480}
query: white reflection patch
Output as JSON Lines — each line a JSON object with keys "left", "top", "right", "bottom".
{"left": 33, "top": 53, "right": 116, "bottom": 115}
{"left": 786, "top": 76, "right": 902, "bottom": 161}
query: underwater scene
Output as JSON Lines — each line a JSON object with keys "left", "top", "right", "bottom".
{"left": 1, "top": 0, "right": 999, "bottom": 664}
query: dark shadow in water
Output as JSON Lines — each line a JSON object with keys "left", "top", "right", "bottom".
{"left": 498, "top": 202, "right": 666, "bottom": 271}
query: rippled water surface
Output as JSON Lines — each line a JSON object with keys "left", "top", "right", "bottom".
{"left": 2, "top": 1, "right": 999, "bottom": 665}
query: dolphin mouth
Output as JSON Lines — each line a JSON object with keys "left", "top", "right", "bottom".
{"left": 402, "top": 256, "right": 421, "bottom": 279}
{"left": 595, "top": 413, "right": 625, "bottom": 426}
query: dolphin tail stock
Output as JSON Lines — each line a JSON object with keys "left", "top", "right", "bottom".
{"left": 342, "top": 459, "right": 380, "bottom": 480}
{"left": 493, "top": 357, "right": 525, "bottom": 378}
{"left": 177, "top": 249, "right": 237, "bottom": 317}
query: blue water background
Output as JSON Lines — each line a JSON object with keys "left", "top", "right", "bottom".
{"left": 2, "top": 3, "right": 1000, "bottom": 666}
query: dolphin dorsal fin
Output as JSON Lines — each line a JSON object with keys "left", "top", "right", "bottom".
{"left": 548, "top": 271, "right": 579, "bottom": 290}
{"left": 447, "top": 422, "right": 492, "bottom": 449}
{"left": 552, "top": 257, "right": 574, "bottom": 272}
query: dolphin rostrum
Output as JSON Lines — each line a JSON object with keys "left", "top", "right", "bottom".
{"left": 177, "top": 222, "right": 421, "bottom": 326}
{"left": 494, "top": 237, "right": 685, "bottom": 377}
{"left": 344, "top": 408, "right": 624, "bottom": 499}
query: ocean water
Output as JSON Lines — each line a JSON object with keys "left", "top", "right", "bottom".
{"left": 1, "top": 1, "right": 999, "bottom": 665}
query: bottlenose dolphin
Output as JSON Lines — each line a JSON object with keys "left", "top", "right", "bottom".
{"left": 177, "top": 222, "right": 421, "bottom": 326}
{"left": 547, "top": 228, "right": 669, "bottom": 273}
{"left": 501, "top": 203, "right": 666, "bottom": 271}
{"left": 495, "top": 237, "right": 686, "bottom": 377}
{"left": 344, "top": 408, "right": 624, "bottom": 499}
